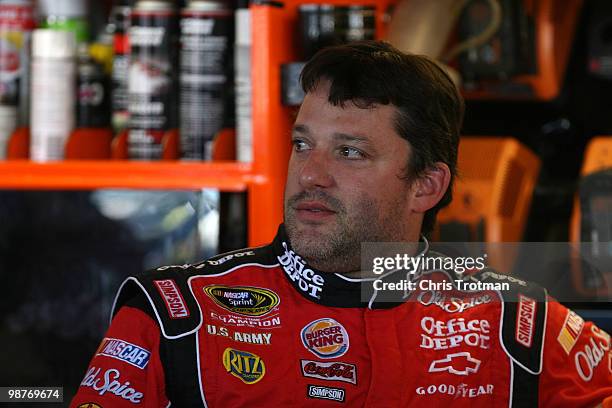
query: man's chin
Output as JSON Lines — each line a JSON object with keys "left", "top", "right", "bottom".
{"left": 287, "top": 223, "right": 334, "bottom": 253}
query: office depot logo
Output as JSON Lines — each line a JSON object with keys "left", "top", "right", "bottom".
{"left": 278, "top": 242, "right": 325, "bottom": 299}
{"left": 301, "top": 318, "right": 349, "bottom": 359}
{"left": 154, "top": 279, "right": 190, "bottom": 319}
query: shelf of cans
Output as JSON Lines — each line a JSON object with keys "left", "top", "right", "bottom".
{"left": 0, "top": 0, "right": 395, "bottom": 245}
{"left": 0, "top": 126, "right": 253, "bottom": 191}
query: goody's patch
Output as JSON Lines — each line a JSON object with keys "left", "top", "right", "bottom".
{"left": 204, "top": 285, "right": 280, "bottom": 317}
{"left": 222, "top": 348, "right": 266, "bottom": 384}
{"left": 301, "top": 318, "right": 349, "bottom": 359}
{"left": 557, "top": 310, "right": 585, "bottom": 355}
{"left": 307, "top": 385, "right": 345, "bottom": 403}
{"left": 96, "top": 337, "right": 151, "bottom": 369}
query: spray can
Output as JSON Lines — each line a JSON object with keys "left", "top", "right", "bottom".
{"left": 0, "top": 0, "right": 35, "bottom": 126}
{"left": 30, "top": 29, "right": 76, "bottom": 162}
{"left": 180, "top": 0, "right": 233, "bottom": 160}
{"left": 128, "top": 0, "right": 178, "bottom": 160}
{"left": 38, "top": 0, "right": 89, "bottom": 43}
{"left": 0, "top": 105, "right": 16, "bottom": 159}
{"left": 77, "top": 43, "right": 110, "bottom": 128}
{"left": 110, "top": 0, "right": 132, "bottom": 132}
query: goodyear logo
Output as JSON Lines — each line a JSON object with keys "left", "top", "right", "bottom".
{"left": 96, "top": 337, "right": 151, "bottom": 369}
{"left": 222, "top": 348, "right": 266, "bottom": 384}
{"left": 204, "top": 285, "right": 280, "bottom": 317}
{"left": 301, "top": 318, "right": 349, "bottom": 359}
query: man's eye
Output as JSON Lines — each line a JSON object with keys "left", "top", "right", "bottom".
{"left": 339, "top": 146, "right": 365, "bottom": 159}
{"left": 292, "top": 140, "right": 310, "bottom": 152}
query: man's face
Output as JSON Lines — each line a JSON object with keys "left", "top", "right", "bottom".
{"left": 284, "top": 81, "right": 417, "bottom": 273}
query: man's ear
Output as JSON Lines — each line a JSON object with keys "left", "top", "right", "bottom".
{"left": 410, "top": 162, "right": 451, "bottom": 213}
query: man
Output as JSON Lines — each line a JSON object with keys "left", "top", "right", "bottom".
{"left": 71, "top": 41, "right": 612, "bottom": 407}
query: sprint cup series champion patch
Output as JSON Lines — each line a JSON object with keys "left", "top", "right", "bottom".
{"left": 204, "top": 285, "right": 280, "bottom": 317}
{"left": 301, "top": 318, "right": 350, "bottom": 359}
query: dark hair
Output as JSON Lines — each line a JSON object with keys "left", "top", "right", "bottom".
{"left": 300, "top": 40, "right": 464, "bottom": 235}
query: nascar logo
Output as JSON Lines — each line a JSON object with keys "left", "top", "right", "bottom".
{"left": 222, "top": 348, "right": 266, "bottom": 384}
{"left": 301, "top": 318, "right": 349, "bottom": 359}
{"left": 204, "top": 285, "right": 280, "bottom": 317}
{"left": 96, "top": 338, "right": 151, "bottom": 369}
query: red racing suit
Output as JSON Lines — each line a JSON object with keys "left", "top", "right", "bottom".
{"left": 71, "top": 225, "right": 612, "bottom": 407}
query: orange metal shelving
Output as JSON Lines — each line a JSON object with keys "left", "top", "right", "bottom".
{"left": 0, "top": 0, "right": 396, "bottom": 246}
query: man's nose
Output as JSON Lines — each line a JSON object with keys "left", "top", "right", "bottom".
{"left": 299, "top": 150, "right": 334, "bottom": 190}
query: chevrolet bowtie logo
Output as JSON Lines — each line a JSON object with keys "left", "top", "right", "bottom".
{"left": 428, "top": 352, "right": 481, "bottom": 376}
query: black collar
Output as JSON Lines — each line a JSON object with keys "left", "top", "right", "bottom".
{"left": 271, "top": 224, "right": 429, "bottom": 309}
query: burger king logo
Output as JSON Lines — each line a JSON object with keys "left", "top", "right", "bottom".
{"left": 301, "top": 318, "right": 349, "bottom": 359}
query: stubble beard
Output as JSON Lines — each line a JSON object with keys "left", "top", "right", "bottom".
{"left": 284, "top": 191, "right": 406, "bottom": 273}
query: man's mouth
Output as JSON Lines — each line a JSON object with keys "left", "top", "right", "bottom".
{"left": 294, "top": 201, "right": 336, "bottom": 221}
{"left": 296, "top": 201, "right": 335, "bottom": 212}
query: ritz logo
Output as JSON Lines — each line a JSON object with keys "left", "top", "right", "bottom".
{"left": 222, "top": 348, "right": 266, "bottom": 384}
{"left": 301, "top": 318, "right": 349, "bottom": 359}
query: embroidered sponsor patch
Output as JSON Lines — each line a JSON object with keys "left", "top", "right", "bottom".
{"left": 80, "top": 367, "right": 144, "bottom": 404}
{"left": 204, "top": 285, "right": 280, "bottom": 317}
{"left": 201, "top": 250, "right": 255, "bottom": 266}
{"left": 307, "top": 385, "right": 345, "bottom": 402}
{"left": 222, "top": 348, "right": 266, "bottom": 384}
{"left": 301, "top": 360, "right": 357, "bottom": 384}
{"left": 207, "top": 324, "right": 272, "bottom": 345}
{"left": 210, "top": 311, "right": 282, "bottom": 329}
{"left": 154, "top": 279, "right": 190, "bottom": 319}
{"left": 515, "top": 294, "right": 537, "bottom": 347}
{"left": 557, "top": 310, "right": 585, "bottom": 355}
{"left": 417, "top": 290, "right": 493, "bottom": 313}
{"left": 416, "top": 383, "right": 494, "bottom": 398}
{"left": 428, "top": 352, "right": 481, "bottom": 376}
{"left": 96, "top": 338, "right": 151, "bottom": 369}
{"left": 301, "top": 318, "right": 349, "bottom": 359}
{"left": 278, "top": 241, "right": 325, "bottom": 299}
{"left": 420, "top": 316, "right": 491, "bottom": 350}
{"left": 574, "top": 325, "right": 610, "bottom": 382}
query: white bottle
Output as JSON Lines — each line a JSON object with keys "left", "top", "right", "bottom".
{"left": 0, "top": 105, "right": 17, "bottom": 159}
{"left": 30, "top": 29, "right": 76, "bottom": 162}
{"left": 235, "top": 7, "right": 252, "bottom": 163}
